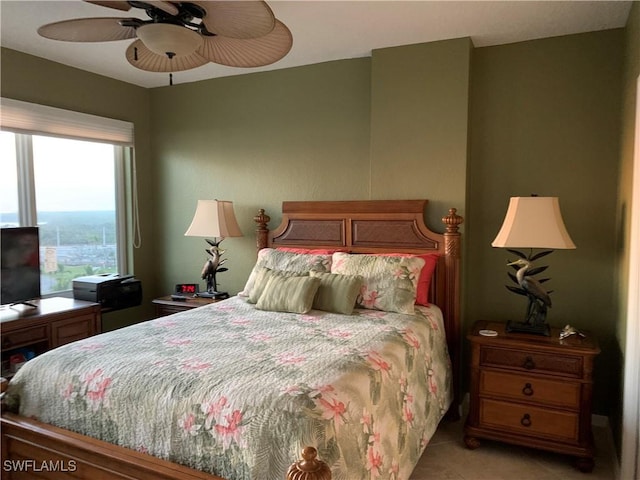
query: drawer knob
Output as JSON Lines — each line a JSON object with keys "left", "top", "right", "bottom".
{"left": 520, "top": 413, "right": 532, "bottom": 427}
{"left": 523, "top": 356, "right": 536, "bottom": 370}
{"left": 2, "top": 337, "right": 11, "bottom": 349}
{"left": 522, "top": 383, "right": 534, "bottom": 396}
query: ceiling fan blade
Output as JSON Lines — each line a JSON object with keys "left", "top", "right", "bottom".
{"left": 143, "top": 1, "right": 180, "bottom": 16}
{"left": 38, "top": 18, "right": 137, "bottom": 42}
{"left": 193, "top": 1, "right": 276, "bottom": 40}
{"left": 125, "top": 39, "right": 209, "bottom": 72}
{"left": 83, "top": 0, "right": 132, "bottom": 11}
{"left": 198, "top": 20, "right": 292, "bottom": 68}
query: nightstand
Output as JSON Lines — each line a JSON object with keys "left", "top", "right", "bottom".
{"left": 464, "top": 320, "right": 600, "bottom": 472}
{"left": 152, "top": 295, "right": 219, "bottom": 317}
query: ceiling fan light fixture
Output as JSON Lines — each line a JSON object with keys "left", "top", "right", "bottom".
{"left": 137, "top": 23, "right": 202, "bottom": 58}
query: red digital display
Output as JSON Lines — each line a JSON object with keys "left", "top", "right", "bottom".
{"left": 176, "top": 283, "right": 198, "bottom": 294}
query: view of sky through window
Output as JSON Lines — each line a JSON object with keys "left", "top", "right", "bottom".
{"left": 1, "top": 132, "right": 119, "bottom": 295}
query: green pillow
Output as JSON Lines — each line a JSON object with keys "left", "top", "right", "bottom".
{"left": 248, "top": 267, "right": 307, "bottom": 304}
{"left": 256, "top": 274, "right": 321, "bottom": 314}
{"left": 310, "top": 271, "right": 364, "bottom": 314}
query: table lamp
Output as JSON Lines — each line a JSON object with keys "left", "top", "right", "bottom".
{"left": 185, "top": 199, "right": 243, "bottom": 299}
{"left": 492, "top": 195, "right": 576, "bottom": 336}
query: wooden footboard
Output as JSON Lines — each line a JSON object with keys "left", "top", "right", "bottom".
{"left": 1, "top": 413, "right": 224, "bottom": 480}
{"left": 1, "top": 413, "right": 331, "bottom": 479}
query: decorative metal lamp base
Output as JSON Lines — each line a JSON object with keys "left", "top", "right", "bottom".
{"left": 506, "top": 320, "right": 550, "bottom": 336}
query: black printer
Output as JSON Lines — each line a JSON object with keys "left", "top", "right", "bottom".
{"left": 73, "top": 273, "right": 142, "bottom": 311}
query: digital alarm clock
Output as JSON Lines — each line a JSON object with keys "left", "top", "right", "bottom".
{"left": 175, "top": 283, "right": 199, "bottom": 295}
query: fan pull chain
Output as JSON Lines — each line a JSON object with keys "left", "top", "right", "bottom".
{"left": 169, "top": 73, "right": 173, "bottom": 86}
{"left": 134, "top": 47, "right": 138, "bottom": 61}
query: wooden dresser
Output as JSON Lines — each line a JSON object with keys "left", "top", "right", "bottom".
{"left": 464, "top": 320, "right": 600, "bottom": 472}
{"left": 1, "top": 297, "right": 101, "bottom": 378}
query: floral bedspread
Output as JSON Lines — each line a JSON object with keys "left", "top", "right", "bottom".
{"left": 5, "top": 296, "right": 452, "bottom": 480}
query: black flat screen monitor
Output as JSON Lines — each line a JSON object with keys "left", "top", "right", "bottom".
{"left": 1, "top": 227, "right": 41, "bottom": 306}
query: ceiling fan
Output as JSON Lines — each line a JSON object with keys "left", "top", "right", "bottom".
{"left": 37, "top": 1, "right": 293, "bottom": 75}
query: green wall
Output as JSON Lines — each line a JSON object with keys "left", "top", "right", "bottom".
{"left": 150, "top": 38, "right": 472, "bottom": 298}
{"left": 370, "top": 38, "right": 471, "bottom": 228}
{"left": 0, "top": 24, "right": 632, "bottom": 425}
{"left": 149, "top": 59, "right": 373, "bottom": 295}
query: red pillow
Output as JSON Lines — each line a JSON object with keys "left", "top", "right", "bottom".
{"left": 376, "top": 253, "right": 440, "bottom": 306}
{"left": 414, "top": 253, "right": 439, "bottom": 306}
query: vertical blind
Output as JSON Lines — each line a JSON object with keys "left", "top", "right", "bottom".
{"left": 0, "top": 97, "right": 134, "bottom": 146}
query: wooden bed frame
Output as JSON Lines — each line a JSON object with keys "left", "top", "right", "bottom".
{"left": 1, "top": 199, "right": 462, "bottom": 480}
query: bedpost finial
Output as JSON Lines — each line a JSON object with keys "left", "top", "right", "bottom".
{"left": 286, "top": 446, "right": 332, "bottom": 480}
{"left": 442, "top": 208, "right": 463, "bottom": 234}
{"left": 254, "top": 209, "right": 271, "bottom": 227}
{"left": 254, "top": 209, "right": 271, "bottom": 252}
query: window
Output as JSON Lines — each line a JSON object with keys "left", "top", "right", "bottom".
{"left": 1, "top": 132, "right": 127, "bottom": 295}
{"left": 0, "top": 98, "right": 136, "bottom": 297}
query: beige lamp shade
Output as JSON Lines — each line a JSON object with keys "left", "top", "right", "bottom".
{"left": 185, "top": 200, "right": 243, "bottom": 238}
{"left": 491, "top": 197, "right": 576, "bottom": 249}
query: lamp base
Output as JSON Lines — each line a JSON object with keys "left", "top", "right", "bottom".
{"left": 506, "top": 320, "right": 551, "bottom": 336}
{"left": 196, "top": 291, "right": 229, "bottom": 300}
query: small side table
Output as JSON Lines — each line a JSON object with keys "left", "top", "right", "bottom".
{"left": 464, "top": 320, "right": 600, "bottom": 472}
{"left": 152, "top": 295, "right": 219, "bottom": 317}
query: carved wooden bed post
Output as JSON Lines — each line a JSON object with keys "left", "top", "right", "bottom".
{"left": 286, "top": 447, "right": 331, "bottom": 480}
{"left": 442, "top": 208, "right": 463, "bottom": 419}
{"left": 254, "top": 209, "right": 271, "bottom": 251}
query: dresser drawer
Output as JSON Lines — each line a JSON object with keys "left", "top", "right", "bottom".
{"left": 51, "top": 314, "right": 96, "bottom": 347}
{"left": 480, "top": 370, "right": 581, "bottom": 409}
{"left": 480, "top": 398, "right": 579, "bottom": 443}
{"left": 480, "top": 346, "right": 583, "bottom": 378}
{"left": 1, "top": 326, "right": 48, "bottom": 351}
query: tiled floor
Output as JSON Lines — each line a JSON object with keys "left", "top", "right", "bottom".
{"left": 410, "top": 418, "right": 617, "bottom": 480}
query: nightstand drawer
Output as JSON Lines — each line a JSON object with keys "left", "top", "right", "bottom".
{"left": 480, "top": 346, "right": 583, "bottom": 378}
{"left": 480, "top": 370, "right": 581, "bottom": 409}
{"left": 480, "top": 398, "right": 579, "bottom": 442}
{"left": 155, "top": 305, "right": 191, "bottom": 316}
{"left": 152, "top": 296, "right": 218, "bottom": 318}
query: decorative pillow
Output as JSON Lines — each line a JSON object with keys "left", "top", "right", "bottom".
{"left": 255, "top": 275, "right": 321, "bottom": 314}
{"left": 377, "top": 253, "right": 440, "bottom": 306}
{"left": 240, "top": 248, "right": 332, "bottom": 298}
{"left": 248, "top": 267, "right": 308, "bottom": 304}
{"left": 415, "top": 253, "right": 439, "bottom": 305}
{"left": 309, "top": 271, "right": 364, "bottom": 315}
{"left": 331, "top": 252, "right": 425, "bottom": 314}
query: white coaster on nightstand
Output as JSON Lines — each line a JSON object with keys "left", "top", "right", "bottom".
{"left": 479, "top": 329, "right": 498, "bottom": 337}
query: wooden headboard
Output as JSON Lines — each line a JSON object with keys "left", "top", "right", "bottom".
{"left": 253, "top": 199, "right": 463, "bottom": 417}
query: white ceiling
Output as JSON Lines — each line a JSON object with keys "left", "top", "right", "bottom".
{"left": 0, "top": 1, "right": 633, "bottom": 89}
